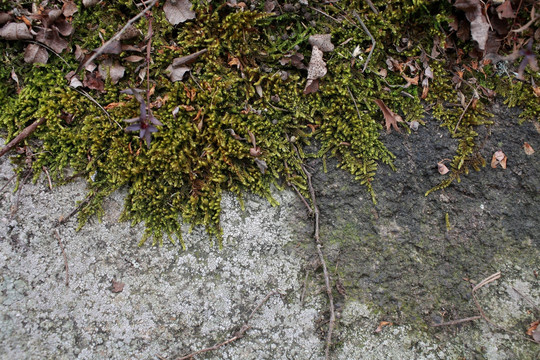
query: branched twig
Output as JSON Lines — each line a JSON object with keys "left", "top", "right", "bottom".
{"left": 171, "top": 291, "right": 281, "bottom": 360}
{"left": 0, "top": 118, "right": 46, "bottom": 158}
{"left": 300, "top": 163, "right": 335, "bottom": 360}
{"left": 78, "top": 0, "right": 158, "bottom": 72}
{"left": 53, "top": 229, "right": 69, "bottom": 286}
{"left": 352, "top": 11, "right": 376, "bottom": 73}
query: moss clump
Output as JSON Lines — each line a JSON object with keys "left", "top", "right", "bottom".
{"left": 0, "top": 0, "right": 537, "bottom": 245}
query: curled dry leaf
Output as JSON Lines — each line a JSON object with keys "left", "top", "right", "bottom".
{"left": 373, "top": 99, "right": 403, "bottom": 133}
{"left": 24, "top": 43, "right": 49, "bottom": 64}
{"left": 438, "top": 162, "right": 450, "bottom": 175}
{"left": 491, "top": 150, "right": 507, "bottom": 169}
{"left": 523, "top": 142, "right": 534, "bottom": 155}
{"left": 166, "top": 65, "right": 190, "bottom": 82}
{"left": 0, "top": 22, "right": 33, "bottom": 40}
{"left": 304, "top": 46, "right": 327, "bottom": 94}
{"left": 119, "top": 25, "right": 140, "bottom": 41}
{"left": 164, "top": 0, "right": 196, "bottom": 26}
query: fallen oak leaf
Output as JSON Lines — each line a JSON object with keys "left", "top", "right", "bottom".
{"left": 373, "top": 99, "right": 403, "bottom": 133}
{"left": 0, "top": 22, "right": 33, "bottom": 40}
{"left": 24, "top": 43, "right": 49, "bottom": 64}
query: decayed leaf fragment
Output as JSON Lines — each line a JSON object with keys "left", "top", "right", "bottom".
{"left": 375, "top": 321, "right": 392, "bottom": 333}
{"left": 523, "top": 142, "right": 535, "bottom": 155}
{"left": 111, "top": 279, "right": 124, "bottom": 293}
{"left": 163, "top": 0, "right": 196, "bottom": 25}
{"left": 24, "top": 43, "right": 49, "bottom": 64}
{"left": 0, "top": 22, "right": 33, "bottom": 40}
{"left": 373, "top": 99, "right": 403, "bottom": 133}
{"left": 453, "top": 0, "right": 490, "bottom": 50}
{"left": 491, "top": 150, "right": 507, "bottom": 169}
{"left": 98, "top": 59, "right": 125, "bottom": 85}
{"left": 438, "top": 161, "right": 450, "bottom": 175}
{"left": 304, "top": 46, "right": 326, "bottom": 94}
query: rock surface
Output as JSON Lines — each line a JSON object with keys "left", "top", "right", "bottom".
{"left": 0, "top": 103, "right": 538, "bottom": 359}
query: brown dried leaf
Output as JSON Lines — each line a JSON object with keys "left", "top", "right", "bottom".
{"left": 36, "top": 28, "right": 69, "bottom": 53}
{"left": 438, "top": 162, "right": 450, "bottom": 175}
{"left": 373, "top": 99, "right": 403, "bottom": 133}
{"left": 101, "top": 40, "right": 122, "bottom": 55}
{"left": 119, "top": 25, "right": 140, "bottom": 41}
{"left": 0, "top": 12, "right": 13, "bottom": 25}
{"left": 111, "top": 279, "right": 124, "bottom": 293}
{"left": 0, "top": 22, "right": 33, "bottom": 40}
{"left": 62, "top": 1, "right": 78, "bottom": 17}
{"left": 308, "top": 34, "right": 334, "bottom": 52}
{"left": 171, "top": 49, "right": 208, "bottom": 67}
{"left": 496, "top": 0, "right": 514, "bottom": 19}
{"left": 375, "top": 321, "right": 392, "bottom": 333}
{"left": 166, "top": 64, "right": 190, "bottom": 82}
{"left": 83, "top": 71, "right": 105, "bottom": 92}
{"left": 491, "top": 150, "right": 507, "bottom": 169}
{"left": 163, "top": 0, "right": 196, "bottom": 26}
{"left": 24, "top": 44, "right": 49, "bottom": 64}
{"left": 523, "top": 142, "right": 535, "bottom": 155}
{"left": 98, "top": 59, "right": 125, "bottom": 84}
{"left": 124, "top": 55, "right": 145, "bottom": 62}
{"left": 453, "top": 0, "right": 489, "bottom": 50}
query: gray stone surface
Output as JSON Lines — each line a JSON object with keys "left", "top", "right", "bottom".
{"left": 1, "top": 103, "right": 539, "bottom": 360}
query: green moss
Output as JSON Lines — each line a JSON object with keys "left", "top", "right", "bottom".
{"left": 0, "top": 0, "right": 537, "bottom": 246}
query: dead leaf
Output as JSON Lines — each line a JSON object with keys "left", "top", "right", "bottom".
{"left": 308, "top": 34, "right": 334, "bottom": 52}
{"left": 491, "top": 150, "right": 507, "bottom": 169}
{"left": 124, "top": 55, "right": 145, "bottom": 62}
{"left": 279, "top": 52, "right": 306, "bottom": 69}
{"left": 171, "top": 48, "right": 208, "bottom": 67}
{"left": 0, "top": 22, "right": 33, "bottom": 40}
{"left": 98, "top": 59, "right": 125, "bottom": 84}
{"left": 228, "top": 56, "right": 242, "bottom": 69}
{"left": 100, "top": 40, "right": 122, "bottom": 54}
{"left": 373, "top": 99, "right": 403, "bottom": 133}
{"left": 303, "top": 46, "right": 327, "bottom": 95}
{"left": 167, "top": 64, "right": 190, "bottom": 82}
{"left": 119, "top": 25, "right": 140, "bottom": 40}
{"left": 36, "top": 28, "right": 69, "bottom": 53}
{"left": 24, "top": 43, "right": 49, "bottom": 64}
{"left": 104, "top": 102, "right": 126, "bottom": 110}
{"left": 83, "top": 71, "right": 105, "bottom": 92}
{"left": 62, "top": 1, "right": 78, "bottom": 17}
{"left": 438, "top": 161, "right": 450, "bottom": 175}
{"left": 375, "top": 321, "right": 392, "bottom": 333}
{"left": 163, "top": 0, "right": 196, "bottom": 26}
{"left": 453, "top": 0, "right": 490, "bottom": 50}
{"left": 527, "top": 320, "right": 539, "bottom": 336}
{"left": 523, "top": 142, "right": 534, "bottom": 155}
{"left": 0, "top": 13, "right": 13, "bottom": 25}
{"left": 83, "top": 0, "right": 100, "bottom": 7}
{"left": 496, "top": 0, "right": 514, "bottom": 19}
{"left": 111, "top": 279, "right": 124, "bottom": 293}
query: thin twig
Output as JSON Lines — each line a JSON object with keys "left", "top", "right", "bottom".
{"left": 174, "top": 291, "right": 281, "bottom": 360}
{"left": 309, "top": 6, "right": 342, "bottom": 23}
{"left": 78, "top": 0, "right": 158, "bottom": 72}
{"left": 0, "top": 173, "right": 17, "bottom": 194}
{"left": 364, "top": 0, "right": 378, "bottom": 14}
{"left": 453, "top": 95, "right": 475, "bottom": 134}
{"left": 432, "top": 316, "right": 481, "bottom": 327}
{"left": 347, "top": 86, "right": 362, "bottom": 120}
{"left": 0, "top": 118, "right": 46, "bottom": 158}
{"left": 512, "top": 286, "right": 540, "bottom": 315}
{"left": 290, "top": 182, "right": 313, "bottom": 215}
{"left": 53, "top": 229, "right": 69, "bottom": 286}
{"left": 57, "top": 192, "right": 96, "bottom": 225}
{"left": 300, "top": 163, "right": 335, "bottom": 360}
{"left": 352, "top": 11, "right": 376, "bottom": 72}
{"left": 42, "top": 166, "right": 53, "bottom": 190}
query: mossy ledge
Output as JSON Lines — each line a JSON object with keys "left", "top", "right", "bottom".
{"left": 0, "top": 0, "right": 538, "bottom": 246}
